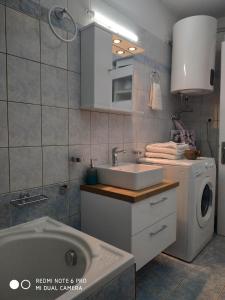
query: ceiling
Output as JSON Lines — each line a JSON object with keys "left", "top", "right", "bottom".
{"left": 161, "top": 0, "right": 225, "bottom": 19}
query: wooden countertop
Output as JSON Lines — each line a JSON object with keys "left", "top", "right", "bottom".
{"left": 80, "top": 181, "right": 179, "bottom": 203}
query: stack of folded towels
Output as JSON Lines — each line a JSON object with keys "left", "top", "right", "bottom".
{"left": 145, "top": 141, "right": 190, "bottom": 160}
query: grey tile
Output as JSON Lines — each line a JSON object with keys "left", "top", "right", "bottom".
{"left": 68, "top": 71, "right": 80, "bottom": 109}
{"left": 0, "top": 53, "right": 6, "bottom": 100}
{"left": 69, "top": 109, "right": 90, "bottom": 145}
{"left": 135, "top": 116, "right": 156, "bottom": 144}
{"left": 167, "top": 270, "right": 208, "bottom": 300}
{"left": 86, "top": 265, "right": 135, "bottom": 300}
{"left": 0, "top": 148, "right": 9, "bottom": 194}
{"left": 7, "top": 55, "right": 41, "bottom": 104}
{"left": 0, "top": 194, "right": 11, "bottom": 229}
{"left": 8, "top": 102, "right": 41, "bottom": 147}
{"left": 60, "top": 215, "right": 69, "bottom": 226}
{"left": 197, "top": 273, "right": 225, "bottom": 300}
{"left": 6, "top": 8, "right": 40, "bottom": 61}
{"left": 68, "top": 214, "right": 80, "bottom": 230}
{"left": 91, "top": 144, "right": 109, "bottom": 165}
{"left": 67, "top": 180, "right": 80, "bottom": 215}
{"left": 43, "top": 183, "right": 68, "bottom": 221}
{"left": 123, "top": 143, "right": 136, "bottom": 163}
{"left": 0, "top": 101, "right": 8, "bottom": 147}
{"left": 10, "top": 187, "right": 47, "bottom": 226}
{"left": 42, "top": 106, "right": 68, "bottom": 146}
{"left": 194, "top": 235, "right": 225, "bottom": 271}
{"left": 6, "top": 0, "right": 41, "bottom": 19}
{"left": 41, "top": 64, "right": 68, "bottom": 108}
{"left": 40, "top": 0, "right": 67, "bottom": 25}
{"left": 0, "top": 5, "right": 6, "bottom": 52}
{"left": 219, "top": 287, "right": 225, "bottom": 300}
{"left": 43, "top": 146, "right": 68, "bottom": 185}
{"left": 40, "top": 0, "right": 67, "bottom": 10}
{"left": 60, "top": 213, "right": 80, "bottom": 230}
{"left": 124, "top": 115, "right": 136, "bottom": 143}
{"left": 136, "top": 255, "right": 189, "bottom": 300}
{"left": 68, "top": 32, "right": 80, "bottom": 73}
{"left": 135, "top": 237, "right": 225, "bottom": 300}
{"left": 40, "top": 21, "right": 67, "bottom": 69}
{"left": 109, "top": 114, "right": 124, "bottom": 144}
{"left": 10, "top": 147, "right": 42, "bottom": 191}
{"left": 69, "top": 145, "right": 90, "bottom": 181}
{"left": 91, "top": 112, "right": 109, "bottom": 145}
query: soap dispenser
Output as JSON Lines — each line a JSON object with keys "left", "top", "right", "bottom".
{"left": 86, "top": 159, "right": 98, "bottom": 185}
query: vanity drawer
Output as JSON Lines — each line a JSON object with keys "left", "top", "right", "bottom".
{"left": 131, "top": 213, "right": 176, "bottom": 270}
{"left": 132, "top": 189, "right": 176, "bottom": 235}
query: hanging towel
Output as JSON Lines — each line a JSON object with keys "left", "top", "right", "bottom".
{"left": 148, "top": 81, "right": 162, "bottom": 111}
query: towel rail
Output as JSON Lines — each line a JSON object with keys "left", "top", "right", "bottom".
{"left": 10, "top": 193, "right": 48, "bottom": 207}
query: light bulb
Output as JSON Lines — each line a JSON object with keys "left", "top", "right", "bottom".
{"left": 113, "top": 39, "right": 121, "bottom": 44}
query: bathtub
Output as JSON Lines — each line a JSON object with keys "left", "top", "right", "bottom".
{"left": 0, "top": 217, "right": 134, "bottom": 300}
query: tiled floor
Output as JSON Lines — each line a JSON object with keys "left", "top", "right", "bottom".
{"left": 136, "top": 235, "right": 225, "bottom": 300}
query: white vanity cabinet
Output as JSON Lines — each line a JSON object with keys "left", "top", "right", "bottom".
{"left": 81, "top": 183, "right": 178, "bottom": 270}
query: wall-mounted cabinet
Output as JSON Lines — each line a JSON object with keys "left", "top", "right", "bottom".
{"left": 111, "top": 65, "right": 133, "bottom": 112}
{"left": 80, "top": 23, "right": 137, "bottom": 113}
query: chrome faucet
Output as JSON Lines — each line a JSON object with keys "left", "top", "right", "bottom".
{"left": 112, "top": 147, "right": 126, "bottom": 166}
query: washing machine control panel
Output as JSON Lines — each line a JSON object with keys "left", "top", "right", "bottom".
{"left": 193, "top": 159, "right": 215, "bottom": 177}
{"left": 194, "top": 169, "right": 203, "bottom": 177}
{"left": 204, "top": 161, "right": 215, "bottom": 170}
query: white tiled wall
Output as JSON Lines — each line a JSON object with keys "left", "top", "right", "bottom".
{"left": 0, "top": 0, "right": 177, "bottom": 228}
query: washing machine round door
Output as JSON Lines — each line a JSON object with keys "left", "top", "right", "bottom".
{"left": 197, "top": 179, "right": 213, "bottom": 228}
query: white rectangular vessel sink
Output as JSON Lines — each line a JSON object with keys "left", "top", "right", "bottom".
{"left": 97, "top": 163, "right": 163, "bottom": 190}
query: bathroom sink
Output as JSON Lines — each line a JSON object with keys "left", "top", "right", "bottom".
{"left": 97, "top": 163, "right": 163, "bottom": 190}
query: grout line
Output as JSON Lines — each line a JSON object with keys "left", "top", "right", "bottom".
{"left": 0, "top": 180, "right": 71, "bottom": 197}
{"left": 39, "top": 12, "right": 44, "bottom": 192}
{"left": 108, "top": 113, "right": 111, "bottom": 163}
{"left": 66, "top": 8, "right": 70, "bottom": 205}
{"left": 4, "top": 4, "right": 10, "bottom": 196}
{"left": 7, "top": 99, "right": 72, "bottom": 109}
{"left": 106, "top": 113, "right": 109, "bottom": 163}
{"left": 66, "top": 0, "right": 70, "bottom": 218}
{"left": 4, "top": 52, "right": 81, "bottom": 74}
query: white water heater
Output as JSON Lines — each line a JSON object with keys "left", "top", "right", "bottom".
{"left": 171, "top": 15, "right": 217, "bottom": 95}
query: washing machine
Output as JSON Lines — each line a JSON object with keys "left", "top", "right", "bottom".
{"left": 139, "top": 157, "right": 216, "bottom": 262}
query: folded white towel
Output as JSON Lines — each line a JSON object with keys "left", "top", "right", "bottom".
{"left": 148, "top": 82, "right": 162, "bottom": 111}
{"left": 146, "top": 147, "right": 185, "bottom": 156}
{"left": 145, "top": 152, "right": 182, "bottom": 160}
{"left": 146, "top": 141, "right": 189, "bottom": 151}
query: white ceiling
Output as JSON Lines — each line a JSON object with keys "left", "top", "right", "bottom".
{"left": 161, "top": 0, "right": 225, "bottom": 19}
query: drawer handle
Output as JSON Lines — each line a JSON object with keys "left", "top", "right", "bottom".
{"left": 150, "top": 197, "right": 168, "bottom": 206}
{"left": 149, "top": 225, "right": 167, "bottom": 237}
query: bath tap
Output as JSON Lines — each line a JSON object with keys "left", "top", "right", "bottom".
{"left": 112, "top": 147, "right": 126, "bottom": 166}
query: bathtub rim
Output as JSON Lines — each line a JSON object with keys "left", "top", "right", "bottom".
{"left": 0, "top": 217, "right": 135, "bottom": 300}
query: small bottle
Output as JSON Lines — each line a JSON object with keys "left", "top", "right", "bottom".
{"left": 86, "top": 159, "right": 98, "bottom": 185}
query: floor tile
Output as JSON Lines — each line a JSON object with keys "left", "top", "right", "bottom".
{"left": 136, "top": 236, "right": 225, "bottom": 300}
